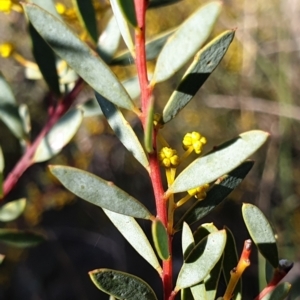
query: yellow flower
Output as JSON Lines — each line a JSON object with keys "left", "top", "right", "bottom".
{"left": 55, "top": 2, "right": 66, "bottom": 15}
{"left": 182, "top": 131, "right": 207, "bottom": 154}
{"left": 159, "top": 147, "right": 180, "bottom": 168}
{"left": 0, "top": 43, "right": 14, "bottom": 58}
{"left": 187, "top": 183, "right": 210, "bottom": 199}
{"left": 0, "top": 0, "right": 12, "bottom": 13}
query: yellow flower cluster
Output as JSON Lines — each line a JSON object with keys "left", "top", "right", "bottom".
{"left": 187, "top": 183, "right": 210, "bottom": 199}
{"left": 182, "top": 131, "right": 207, "bottom": 154}
{"left": 158, "top": 147, "right": 179, "bottom": 168}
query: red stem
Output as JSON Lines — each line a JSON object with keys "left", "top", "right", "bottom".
{"left": 134, "top": 1, "right": 173, "bottom": 299}
{"left": 2, "top": 79, "right": 84, "bottom": 199}
{"left": 254, "top": 267, "right": 289, "bottom": 300}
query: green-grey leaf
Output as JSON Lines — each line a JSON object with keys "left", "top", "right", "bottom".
{"left": 96, "top": 93, "right": 149, "bottom": 170}
{"left": 72, "top": 0, "right": 98, "bottom": 42}
{"left": 89, "top": 268, "right": 158, "bottom": 300}
{"left": 33, "top": 108, "right": 83, "bottom": 163}
{"left": 97, "top": 16, "right": 121, "bottom": 64}
{"left": 174, "top": 161, "right": 254, "bottom": 231}
{"left": 103, "top": 209, "right": 161, "bottom": 273}
{"left": 176, "top": 230, "right": 226, "bottom": 289}
{"left": 261, "top": 282, "right": 291, "bottom": 300}
{"left": 144, "top": 97, "right": 154, "bottom": 153}
{"left": 110, "top": 0, "right": 135, "bottom": 57}
{"left": 49, "top": 166, "right": 153, "bottom": 219}
{"left": 191, "top": 284, "right": 207, "bottom": 300}
{"left": 122, "top": 76, "right": 141, "bottom": 100}
{"left": 223, "top": 227, "right": 242, "bottom": 300}
{"left": 151, "top": 1, "right": 222, "bottom": 84}
{"left": 193, "top": 223, "right": 218, "bottom": 244}
{"left": 181, "top": 288, "right": 195, "bottom": 300}
{"left": 29, "top": 0, "right": 62, "bottom": 20}
{"left": 0, "top": 229, "right": 45, "bottom": 248}
{"left": 162, "top": 30, "right": 234, "bottom": 123}
{"left": 0, "top": 104, "right": 26, "bottom": 140}
{"left": 28, "top": 23, "right": 61, "bottom": 95}
{"left": 182, "top": 222, "right": 195, "bottom": 260}
{"left": 203, "top": 254, "right": 224, "bottom": 300}
{"left": 168, "top": 131, "right": 268, "bottom": 194}
{"left": 19, "top": 104, "right": 31, "bottom": 136}
{"left": 79, "top": 98, "right": 103, "bottom": 117}
{"left": 116, "top": 0, "right": 137, "bottom": 28}
{"left": 111, "top": 28, "right": 175, "bottom": 66}
{"left": 0, "top": 72, "right": 16, "bottom": 105}
{"left": 23, "top": 3, "right": 137, "bottom": 112}
{"left": 0, "top": 198, "right": 26, "bottom": 222}
{"left": 242, "top": 203, "right": 279, "bottom": 268}
{"left": 151, "top": 219, "right": 169, "bottom": 260}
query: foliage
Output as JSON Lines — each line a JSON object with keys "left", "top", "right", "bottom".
{"left": 0, "top": 0, "right": 296, "bottom": 299}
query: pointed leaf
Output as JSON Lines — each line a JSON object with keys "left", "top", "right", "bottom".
{"left": 116, "top": 0, "right": 137, "bottom": 28}
{"left": 152, "top": 219, "right": 169, "bottom": 260}
{"left": 103, "top": 209, "right": 161, "bottom": 273}
{"left": 176, "top": 230, "right": 227, "bottom": 289}
{"left": 122, "top": 76, "right": 141, "bottom": 100}
{"left": 96, "top": 93, "right": 149, "bottom": 170}
{"left": 151, "top": 2, "right": 222, "bottom": 84}
{"left": 223, "top": 227, "right": 242, "bottom": 300}
{"left": 111, "top": 29, "right": 175, "bottom": 66}
{"left": 23, "top": 3, "right": 137, "bottom": 112}
{"left": 174, "top": 161, "right": 254, "bottom": 231}
{"left": 89, "top": 268, "right": 158, "bottom": 300}
{"left": 0, "top": 198, "right": 26, "bottom": 222}
{"left": 97, "top": 16, "right": 121, "bottom": 64}
{"left": 168, "top": 131, "right": 268, "bottom": 194}
{"left": 72, "top": 0, "right": 98, "bottom": 42}
{"left": 0, "top": 229, "right": 45, "bottom": 248}
{"left": 261, "top": 282, "right": 291, "bottom": 300}
{"left": 49, "top": 166, "right": 153, "bottom": 219}
{"left": 182, "top": 222, "right": 195, "bottom": 260}
{"left": 33, "top": 108, "right": 83, "bottom": 163}
{"left": 0, "top": 72, "right": 16, "bottom": 105}
{"left": 163, "top": 30, "right": 235, "bottom": 123}
{"left": 28, "top": 23, "right": 61, "bottom": 95}
{"left": 110, "top": 0, "right": 135, "bottom": 57}
{"left": 242, "top": 203, "right": 278, "bottom": 268}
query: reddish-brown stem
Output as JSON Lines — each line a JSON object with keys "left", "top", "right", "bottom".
{"left": 2, "top": 78, "right": 84, "bottom": 199}
{"left": 134, "top": 1, "right": 173, "bottom": 299}
{"left": 254, "top": 266, "right": 290, "bottom": 300}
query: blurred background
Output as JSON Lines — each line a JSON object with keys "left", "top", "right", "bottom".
{"left": 0, "top": 0, "right": 300, "bottom": 299}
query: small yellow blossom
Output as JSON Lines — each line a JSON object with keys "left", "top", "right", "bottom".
{"left": 0, "top": 0, "right": 12, "bottom": 13}
{"left": 159, "top": 147, "right": 180, "bottom": 168}
{"left": 187, "top": 183, "right": 210, "bottom": 199}
{"left": 182, "top": 131, "right": 207, "bottom": 154}
{"left": 55, "top": 2, "right": 66, "bottom": 15}
{"left": 0, "top": 43, "right": 14, "bottom": 58}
